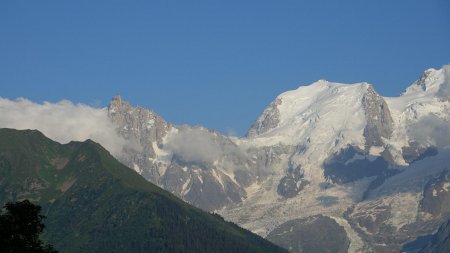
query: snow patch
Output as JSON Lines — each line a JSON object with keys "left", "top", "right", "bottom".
{"left": 181, "top": 177, "right": 191, "bottom": 196}
{"left": 330, "top": 216, "right": 365, "bottom": 253}
{"left": 146, "top": 119, "right": 155, "bottom": 129}
{"left": 132, "top": 163, "right": 141, "bottom": 174}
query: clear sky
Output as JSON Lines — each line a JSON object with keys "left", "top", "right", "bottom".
{"left": 1, "top": 0, "right": 449, "bottom": 136}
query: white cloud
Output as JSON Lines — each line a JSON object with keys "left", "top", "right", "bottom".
{"left": 409, "top": 114, "right": 450, "bottom": 149}
{"left": 438, "top": 64, "right": 450, "bottom": 100}
{"left": 165, "top": 126, "right": 246, "bottom": 166}
{"left": 0, "top": 97, "right": 129, "bottom": 156}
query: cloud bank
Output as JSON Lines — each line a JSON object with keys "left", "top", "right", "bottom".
{"left": 0, "top": 97, "right": 128, "bottom": 156}
{"left": 165, "top": 126, "right": 246, "bottom": 167}
{"left": 409, "top": 114, "right": 450, "bottom": 149}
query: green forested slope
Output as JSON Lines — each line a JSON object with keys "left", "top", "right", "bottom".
{"left": 0, "top": 128, "right": 287, "bottom": 253}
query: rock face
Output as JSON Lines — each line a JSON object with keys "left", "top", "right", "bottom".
{"left": 362, "top": 85, "right": 394, "bottom": 149}
{"left": 267, "top": 215, "right": 350, "bottom": 253}
{"left": 343, "top": 168, "right": 450, "bottom": 253}
{"left": 420, "top": 171, "right": 450, "bottom": 217}
{"left": 414, "top": 219, "right": 450, "bottom": 253}
{"left": 159, "top": 152, "right": 246, "bottom": 211}
{"left": 246, "top": 98, "right": 282, "bottom": 138}
{"left": 277, "top": 163, "right": 308, "bottom": 198}
{"left": 108, "top": 96, "right": 171, "bottom": 182}
{"left": 323, "top": 145, "right": 391, "bottom": 184}
{"left": 402, "top": 143, "right": 438, "bottom": 165}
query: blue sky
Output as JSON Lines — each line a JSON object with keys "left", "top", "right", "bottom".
{"left": 1, "top": 0, "right": 449, "bottom": 136}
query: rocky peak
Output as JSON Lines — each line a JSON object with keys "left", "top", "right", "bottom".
{"left": 246, "top": 98, "right": 282, "bottom": 138}
{"left": 107, "top": 96, "right": 172, "bottom": 181}
{"left": 417, "top": 68, "right": 438, "bottom": 91}
{"left": 110, "top": 95, "right": 123, "bottom": 105}
{"left": 108, "top": 95, "right": 130, "bottom": 115}
{"left": 107, "top": 96, "right": 171, "bottom": 144}
{"left": 362, "top": 85, "right": 394, "bottom": 148}
{"left": 401, "top": 67, "right": 446, "bottom": 96}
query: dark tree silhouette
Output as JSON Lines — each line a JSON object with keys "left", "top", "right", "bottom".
{"left": 0, "top": 200, "right": 57, "bottom": 253}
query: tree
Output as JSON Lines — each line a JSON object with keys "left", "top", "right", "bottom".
{"left": 0, "top": 200, "right": 57, "bottom": 253}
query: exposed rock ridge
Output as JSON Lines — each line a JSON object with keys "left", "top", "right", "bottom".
{"left": 108, "top": 95, "right": 171, "bottom": 181}
{"left": 246, "top": 98, "right": 282, "bottom": 138}
{"left": 362, "top": 85, "right": 394, "bottom": 149}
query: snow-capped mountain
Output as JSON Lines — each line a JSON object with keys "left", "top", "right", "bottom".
{"left": 107, "top": 64, "right": 450, "bottom": 253}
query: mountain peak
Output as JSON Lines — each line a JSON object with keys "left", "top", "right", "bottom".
{"left": 414, "top": 68, "right": 438, "bottom": 91}
{"left": 112, "top": 95, "right": 122, "bottom": 103}
{"left": 246, "top": 80, "right": 373, "bottom": 140}
{"left": 108, "top": 95, "right": 131, "bottom": 113}
{"left": 107, "top": 96, "right": 171, "bottom": 135}
{"left": 401, "top": 65, "right": 447, "bottom": 96}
